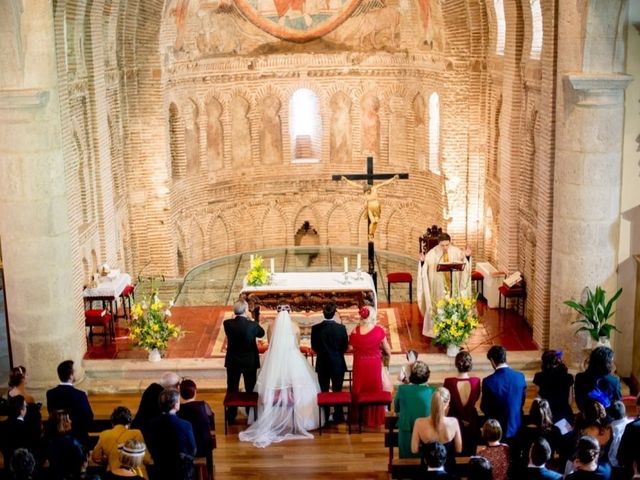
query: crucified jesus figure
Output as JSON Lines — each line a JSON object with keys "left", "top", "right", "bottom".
{"left": 341, "top": 174, "right": 399, "bottom": 241}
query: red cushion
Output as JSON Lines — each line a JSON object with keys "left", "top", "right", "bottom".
{"left": 387, "top": 272, "right": 412, "bottom": 283}
{"left": 299, "top": 346, "right": 315, "bottom": 356}
{"left": 357, "top": 391, "right": 393, "bottom": 404}
{"left": 121, "top": 285, "right": 135, "bottom": 297}
{"left": 499, "top": 285, "right": 526, "bottom": 297}
{"left": 471, "top": 270, "right": 484, "bottom": 281}
{"left": 223, "top": 392, "right": 258, "bottom": 407}
{"left": 317, "top": 391, "right": 352, "bottom": 405}
{"left": 85, "top": 309, "right": 111, "bottom": 326}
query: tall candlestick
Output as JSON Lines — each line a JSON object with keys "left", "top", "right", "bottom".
{"left": 250, "top": 254, "right": 254, "bottom": 267}
{"left": 344, "top": 257, "right": 348, "bottom": 273}
{"left": 270, "top": 258, "right": 275, "bottom": 274}
{"left": 357, "top": 253, "right": 362, "bottom": 270}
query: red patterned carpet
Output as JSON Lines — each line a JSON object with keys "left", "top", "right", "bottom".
{"left": 85, "top": 301, "right": 537, "bottom": 360}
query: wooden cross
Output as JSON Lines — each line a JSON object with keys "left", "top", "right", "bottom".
{"left": 332, "top": 156, "right": 409, "bottom": 288}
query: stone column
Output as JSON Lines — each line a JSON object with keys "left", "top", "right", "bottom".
{"left": 550, "top": 0, "right": 632, "bottom": 366}
{"left": 0, "top": 1, "right": 84, "bottom": 392}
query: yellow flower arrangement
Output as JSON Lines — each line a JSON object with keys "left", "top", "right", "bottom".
{"left": 246, "top": 255, "right": 270, "bottom": 286}
{"left": 432, "top": 296, "right": 479, "bottom": 347}
{"left": 128, "top": 291, "right": 183, "bottom": 353}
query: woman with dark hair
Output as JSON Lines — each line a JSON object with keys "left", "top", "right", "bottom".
{"left": 7, "top": 366, "right": 35, "bottom": 404}
{"left": 46, "top": 410, "right": 87, "bottom": 480}
{"left": 566, "top": 435, "right": 611, "bottom": 480}
{"left": 92, "top": 406, "right": 150, "bottom": 478}
{"left": 467, "top": 456, "right": 493, "bottom": 480}
{"left": 443, "top": 350, "right": 481, "bottom": 454}
{"left": 574, "top": 347, "right": 621, "bottom": 414}
{"left": 178, "top": 379, "right": 215, "bottom": 480}
{"left": 570, "top": 400, "right": 614, "bottom": 479}
{"left": 533, "top": 350, "right": 574, "bottom": 423}
{"left": 513, "top": 398, "right": 561, "bottom": 474}
{"left": 394, "top": 360, "right": 436, "bottom": 458}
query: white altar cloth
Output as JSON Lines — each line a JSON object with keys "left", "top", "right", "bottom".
{"left": 83, "top": 272, "right": 132, "bottom": 298}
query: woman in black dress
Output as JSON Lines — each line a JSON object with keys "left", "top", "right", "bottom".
{"left": 533, "top": 350, "right": 574, "bottom": 423}
{"left": 574, "top": 347, "right": 621, "bottom": 415}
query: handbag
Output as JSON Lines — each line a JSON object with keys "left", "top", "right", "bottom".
{"left": 587, "top": 377, "right": 612, "bottom": 408}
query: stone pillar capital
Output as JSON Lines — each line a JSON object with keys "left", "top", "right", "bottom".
{"left": 565, "top": 73, "right": 633, "bottom": 106}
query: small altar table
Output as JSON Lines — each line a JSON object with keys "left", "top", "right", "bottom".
{"left": 240, "top": 272, "right": 377, "bottom": 311}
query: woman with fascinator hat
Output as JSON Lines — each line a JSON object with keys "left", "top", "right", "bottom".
{"left": 239, "top": 305, "right": 321, "bottom": 448}
{"left": 349, "top": 305, "right": 392, "bottom": 428}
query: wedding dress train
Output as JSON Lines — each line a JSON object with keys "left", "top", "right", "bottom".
{"left": 239, "top": 309, "right": 321, "bottom": 448}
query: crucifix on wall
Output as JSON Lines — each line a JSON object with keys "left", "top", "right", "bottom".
{"left": 332, "top": 156, "right": 409, "bottom": 288}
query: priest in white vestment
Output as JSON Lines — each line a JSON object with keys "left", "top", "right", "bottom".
{"left": 417, "top": 233, "right": 472, "bottom": 337}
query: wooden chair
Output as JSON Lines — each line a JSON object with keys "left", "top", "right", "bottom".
{"left": 498, "top": 279, "right": 527, "bottom": 316}
{"left": 317, "top": 391, "right": 352, "bottom": 434}
{"left": 119, "top": 283, "right": 135, "bottom": 320}
{"left": 386, "top": 272, "right": 413, "bottom": 303}
{"left": 471, "top": 270, "right": 484, "bottom": 295}
{"left": 84, "top": 296, "right": 115, "bottom": 343}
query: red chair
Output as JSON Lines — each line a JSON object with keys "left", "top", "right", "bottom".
{"left": 356, "top": 391, "right": 392, "bottom": 433}
{"left": 386, "top": 272, "right": 413, "bottom": 303}
{"left": 223, "top": 392, "right": 258, "bottom": 434}
{"left": 498, "top": 281, "right": 527, "bottom": 316}
{"left": 84, "top": 309, "right": 113, "bottom": 344}
{"left": 300, "top": 345, "right": 315, "bottom": 366}
{"left": 317, "top": 391, "right": 352, "bottom": 434}
{"left": 120, "top": 284, "right": 135, "bottom": 320}
{"left": 471, "top": 270, "right": 484, "bottom": 295}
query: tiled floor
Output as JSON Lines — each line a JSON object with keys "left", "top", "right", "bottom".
{"left": 85, "top": 299, "right": 537, "bottom": 360}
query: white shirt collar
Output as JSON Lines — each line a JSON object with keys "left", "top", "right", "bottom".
{"left": 495, "top": 364, "right": 509, "bottom": 370}
{"left": 427, "top": 467, "right": 445, "bottom": 472}
{"left": 528, "top": 464, "right": 544, "bottom": 469}
{"left": 59, "top": 381, "right": 74, "bottom": 386}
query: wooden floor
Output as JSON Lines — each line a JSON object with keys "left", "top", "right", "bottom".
{"left": 87, "top": 386, "right": 546, "bottom": 480}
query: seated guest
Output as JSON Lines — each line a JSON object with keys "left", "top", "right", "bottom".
{"left": 132, "top": 372, "right": 181, "bottom": 429}
{"left": 3, "top": 395, "right": 41, "bottom": 465}
{"left": 575, "top": 400, "right": 613, "bottom": 478}
{"left": 7, "top": 366, "right": 35, "bottom": 404}
{"left": 106, "top": 439, "right": 147, "bottom": 479}
{"left": 92, "top": 406, "right": 150, "bottom": 478}
{"left": 177, "top": 379, "right": 215, "bottom": 480}
{"left": 9, "top": 448, "right": 36, "bottom": 480}
{"left": 526, "top": 437, "right": 562, "bottom": 480}
{"left": 46, "top": 360, "right": 94, "bottom": 446}
{"left": 574, "top": 347, "right": 621, "bottom": 415}
{"left": 566, "top": 435, "right": 610, "bottom": 480}
{"left": 394, "top": 360, "right": 435, "bottom": 458}
{"left": 46, "top": 410, "right": 87, "bottom": 480}
{"left": 443, "top": 350, "right": 481, "bottom": 455}
{"left": 143, "top": 389, "right": 196, "bottom": 480}
{"left": 607, "top": 400, "right": 631, "bottom": 472}
{"left": 467, "top": 456, "right": 493, "bottom": 480}
{"left": 398, "top": 350, "right": 418, "bottom": 384}
{"left": 533, "top": 350, "right": 574, "bottom": 423}
{"left": 422, "top": 441, "right": 457, "bottom": 480}
{"left": 411, "top": 387, "right": 462, "bottom": 474}
{"left": 513, "top": 398, "right": 561, "bottom": 473}
{"left": 477, "top": 419, "right": 510, "bottom": 480}
{"left": 617, "top": 394, "right": 640, "bottom": 478}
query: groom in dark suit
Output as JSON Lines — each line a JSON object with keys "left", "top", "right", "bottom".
{"left": 480, "top": 345, "right": 527, "bottom": 442}
{"left": 311, "top": 301, "right": 349, "bottom": 423}
{"left": 223, "top": 299, "right": 265, "bottom": 421}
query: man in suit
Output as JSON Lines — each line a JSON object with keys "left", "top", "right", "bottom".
{"left": 132, "top": 371, "right": 181, "bottom": 429}
{"left": 223, "top": 299, "right": 265, "bottom": 421}
{"left": 46, "top": 360, "right": 94, "bottom": 446}
{"left": 480, "top": 345, "right": 527, "bottom": 442}
{"left": 617, "top": 394, "right": 640, "bottom": 477}
{"left": 526, "top": 437, "right": 562, "bottom": 480}
{"left": 311, "top": 301, "right": 349, "bottom": 423}
{"left": 143, "top": 389, "right": 196, "bottom": 480}
{"left": 423, "top": 441, "right": 457, "bottom": 480}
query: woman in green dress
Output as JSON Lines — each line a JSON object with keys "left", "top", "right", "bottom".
{"left": 393, "top": 360, "right": 435, "bottom": 458}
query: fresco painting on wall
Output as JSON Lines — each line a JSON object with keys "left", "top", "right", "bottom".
{"left": 234, "top": 0, "right": 362, "bottom": 41}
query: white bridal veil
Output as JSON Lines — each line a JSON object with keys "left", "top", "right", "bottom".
{"left": 238, "top": 308, "right": 321, "bottom": 448}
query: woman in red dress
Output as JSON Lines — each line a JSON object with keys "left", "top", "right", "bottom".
{"left": 350, "top": 306, "right": 391, "bottom": 428}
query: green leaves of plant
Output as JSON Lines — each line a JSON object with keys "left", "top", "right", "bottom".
{"left": 564, "top": 286, "right": 623, "bottom": 341}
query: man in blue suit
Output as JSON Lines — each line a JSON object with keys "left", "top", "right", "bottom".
{"left": 480, "top": 345, "right": 527, "bottom": 442}
{"left": 46, "top": 360, "right": 94, "bottom": 446}
{"left": 144, "top": 388, "right": 197, "bottom": 480}
{"left": 526, "top": 437, "right": 562, "bottom": 480}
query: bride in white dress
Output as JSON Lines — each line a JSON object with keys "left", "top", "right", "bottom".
{"left": 239, "top": 305, "right": 322, "bottom": 448}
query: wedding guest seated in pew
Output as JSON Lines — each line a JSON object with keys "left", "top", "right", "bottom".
{"left": 92, "top": 406, "right": 150, "bottom": 478}
{"left": 178, "top": 379, "right": 215, "bottom": 480}
{"left": 566, "top": 435, "right": 611, "bottom": 480}
{"left": 131, "top": 372, "right": 181, "bottom": 430}
{"left": 2, "top": 395, "right": 42, "bottom": 468}
{"left": 616, "top": 394, "right": 640, "bottom": 480}
{"left": 444, "top": 350, "right": 481, "bottom": 455}
{"left": 422, "top": 441, "right": 458, "bottom": 480}
{"left": 533, "top": 350, "right": 574, "bottom": 424}
{"left": 607, "top": 400, "right": 632, "bottom": 479}
{"left": 9, "top": 448, "right": 36, "bottom": 480}
{"left": 7, "top": 366, "right": 36, "bottom": 405}
{"left": 411, "top": 387, "right": 462, "bottom": 475}
{"left": 476, "top": 419, "right": 510, "bottom": 480}
{"left": 46, "top": 410, "right": 88, "bottom": 480}
{"left": 513, "top": 398, "right": 562, "bottom": 475}
{"left": 467, "top": 456, "right": 492, "bottom": 480}
{"left": 525, "top": 437, "right": 562, "bottom": 480}
{"left": 571, "top": 400, "right": 614, "bottom": 479}
{"left": 105, "top": 439, "right": 147, "bottom": 480}
{"left": 574, "top": 347, "right": 621, "bottom": 416}
{"left": 394, "top": 360, "right": 435, "bottom": 458}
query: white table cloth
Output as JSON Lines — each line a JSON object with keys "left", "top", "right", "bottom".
{"left": 83, "top": 272, "right": 132, "bottom": 299}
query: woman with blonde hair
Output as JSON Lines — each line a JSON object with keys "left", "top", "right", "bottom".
{"left": 107, "top": 439, "right": 147, "bottom": 479}
{"left": 411, "top": 387, "right": 462, "bottom": 473}
{"left": 350, "top": 305, "right": 391, "bottom": 428}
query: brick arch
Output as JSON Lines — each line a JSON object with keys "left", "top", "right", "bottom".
{"left": 326, "top": 202, "right": 353, "bottom": 246}
{"left": 188, "top": 218, "right": 205, "bottom": 267}
{"left": 293, "top": 205, "right": 321, "bottom": 241}
{"left": 260, "top": 205, "right": 288, "bottom": 248}
{"left": 208, "top": 215, "right": 230, "bottom": 259}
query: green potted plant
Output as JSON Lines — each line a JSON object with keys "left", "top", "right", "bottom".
{"left": 564, "top": 286, "right": 622, "bottom": 347}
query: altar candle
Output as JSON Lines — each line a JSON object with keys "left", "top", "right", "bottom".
{"left": 344, "top": 257, "right": 348, "bottom": 273}
{"left": 357, "top": 253, "right": 362, "bottom": 270}
{"left": 270, "top": 258, "right": 275, "bottom": 274}
{"left": 250, "top": 254, "right": 254, "bottom": 266}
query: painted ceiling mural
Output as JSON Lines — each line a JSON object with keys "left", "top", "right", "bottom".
{"left": 233, "top": 0, "right": 362, "bottom": 42}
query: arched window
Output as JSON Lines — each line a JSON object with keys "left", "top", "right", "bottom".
{"left": 289, "top": 88, "right": 321, "bottom": 163}
{"left": 529, "top": 0, "right": 543, "bottom": 59}
{"left": 494, "top": 0, "right": 506, "bottom": 55}
{"left": 428, "top": 92, "right": 440, "bottom": 174}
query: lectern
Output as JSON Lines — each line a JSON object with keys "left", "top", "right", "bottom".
{"left": 437, "top": 262, "right": 466, "bottom": 296}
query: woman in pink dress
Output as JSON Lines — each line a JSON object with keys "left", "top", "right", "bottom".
{"left": 350, "top": 306, "right": 391, "bottom": 428}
